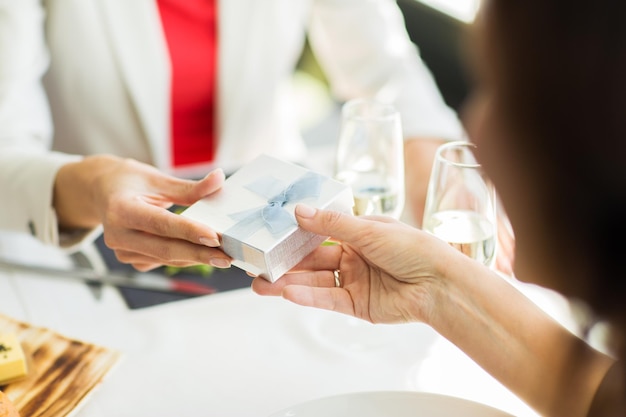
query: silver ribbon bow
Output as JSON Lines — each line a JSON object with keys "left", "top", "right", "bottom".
{"left": 224, "top": 171, "right": 323, "bottom": 240}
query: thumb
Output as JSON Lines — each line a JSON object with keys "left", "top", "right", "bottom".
{"left": 295, "top": 204, "right": 367, "bottom": 245}
{"left": 163, "top": 168, "right": 226, "bottom": 206}
{"left": 194, "top": 168, "right": 226, "bottom": 198}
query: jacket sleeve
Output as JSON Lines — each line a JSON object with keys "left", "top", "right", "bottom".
{"left": 0, "top": 1, "right": 93, "bottom": 249}
{"left": 308, "top": 0, "right": 465, "bottom": 141}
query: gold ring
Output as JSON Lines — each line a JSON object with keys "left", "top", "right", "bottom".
{"left": 333, "top": 269, "right": 341, "bottom": 288}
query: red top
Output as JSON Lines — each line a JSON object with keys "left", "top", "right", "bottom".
{"left": 157, "top": 0, "right": 218, "bottom": 168}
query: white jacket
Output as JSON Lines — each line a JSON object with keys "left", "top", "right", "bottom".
{"left": 0, "top": 0, "right": 463, "bottom": 247}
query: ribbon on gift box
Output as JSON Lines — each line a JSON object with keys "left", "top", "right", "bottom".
{"left": 224, "top": 171, "right": 323, "bottom": 241}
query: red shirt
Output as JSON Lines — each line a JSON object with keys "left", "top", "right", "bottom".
{"left": 157, "top": 0, "right": 218, "bottom": 168}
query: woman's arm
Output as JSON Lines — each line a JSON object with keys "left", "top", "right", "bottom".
{"left": 0, "top": 0, "right": 60, "bottom": 241}
{"left": 430, "top": 251, "right": 614, "bottom": 417}
{"left": 253, "top": 206, "right": 615, "bottom": 417}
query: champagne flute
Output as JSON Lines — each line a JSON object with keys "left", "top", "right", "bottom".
{"left": 422, "top": 141, "right": 497, "bottom": 267}
{"left": 310, "top": 99, "right": 406, "bottom": 353}
{"left": 334, "top": 99, "right": 405, "bottom": 219}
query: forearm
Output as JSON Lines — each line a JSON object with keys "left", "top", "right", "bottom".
{"left": 53, "top": 154, "right": 123, "bottom": 230}
{"left": 429, "top": 253, "right": 614, "bottom": 417}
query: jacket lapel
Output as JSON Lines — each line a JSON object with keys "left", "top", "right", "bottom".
{"left": 96, "top": 0, "right": 171, "bottom": 170}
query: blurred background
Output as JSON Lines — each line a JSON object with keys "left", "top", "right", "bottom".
{"left": 295, "top": 0, "right": 478, "bottom": 140}
{"left": 296, "top": 0, "right": 477, "bottom": 173}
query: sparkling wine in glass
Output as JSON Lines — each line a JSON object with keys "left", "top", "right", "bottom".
{"left": 334, "top": 99, "right": 405, "bottom": 219}
{"left": 422, "top": 141, "right": 497, "bottom": 267}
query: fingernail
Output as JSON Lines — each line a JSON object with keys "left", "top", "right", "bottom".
{"left": 200, "top": 237, "right": 221, "bottom": 247}
{"left": 295, "top": 204, "right": 316, "bottom": 218}
{"left": 210, "top": 258, "right": 231, "bottom": 268}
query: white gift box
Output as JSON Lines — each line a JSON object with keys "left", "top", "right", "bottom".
{"left": 181, "top": 154, "right": 354, "bottom": 282}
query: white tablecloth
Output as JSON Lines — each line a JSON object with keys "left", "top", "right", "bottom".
{"left": 0, "top": 233, "right": 553, "bottom": 417}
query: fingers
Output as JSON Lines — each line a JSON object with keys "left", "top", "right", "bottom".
{"left": 99, "top": 166, "right": 226, "bottom": 247}
{"left": 106, "top": 230, "right": 232, "bottom": 269}
{"left": 92, "top": 163, "right": 229, "bottom": 270}
{"left": 251, "top": 270, "right": 337, "bottom": 295}
{"left": 294, "top": 204, "right": 372, "bottom": 246}
{"left": 118, "top": 251, "right": 230, "bottom": 272}
{"left": 282, "top": 285, "right": 356, "bottom": 316}
{"left": 129, "top": 262, "right": 162, "bottom": 272}
{"left": 111, "top": 199, "right": 221, "bottom": 248}
{"left": 183, "top": 168, "right": 226, "bottom": 202}
{"left": 153, "top": 168, "right": 226, "bottom": 207}
{"left": 252, "top": 271, "right": 357, "bottom": 317}
{"left": 289, "top": 245, "right": 343, "bottom": 272}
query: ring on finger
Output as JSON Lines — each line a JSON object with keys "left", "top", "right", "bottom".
{"left": 333, "top": 269, "right": 342, "bottom": 288}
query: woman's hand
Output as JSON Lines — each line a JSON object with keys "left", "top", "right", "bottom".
{"left": 253, "top": 205, "right": 614, "bottom": 417}
{"left": 54, "top": 155, "right": 232, "bottom": 271}
{"left": 252, "top": 204, "right": 460, "bottom": 325}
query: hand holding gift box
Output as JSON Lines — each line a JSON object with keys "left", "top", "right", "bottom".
{"left": 182, "top": 155, "right": 354, "bottom": 282}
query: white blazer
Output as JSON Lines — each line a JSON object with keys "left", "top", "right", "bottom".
{"left": 0, "top": 0, "right": 463, "bottom": 247}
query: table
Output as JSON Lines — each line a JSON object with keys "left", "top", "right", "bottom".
{"left": 0, "top": 233, "right": 559, "bottom": 417}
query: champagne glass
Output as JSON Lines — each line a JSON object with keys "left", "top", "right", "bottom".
{"left": 334, "top": 99, "right": 405, "bottom": 219}
{"left": 422, "top": 141, "right": 497, "bottom": 267}
{"left": 310, "top": 100, "right": 406, "bottom": 353}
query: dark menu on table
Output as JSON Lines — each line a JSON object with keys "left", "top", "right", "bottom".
{"left": 94, "top": 236, "right": 252, "bottom": 310}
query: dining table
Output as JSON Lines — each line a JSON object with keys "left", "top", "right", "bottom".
{"left": 0, "top": 226, "right": 585, "bottom": 417}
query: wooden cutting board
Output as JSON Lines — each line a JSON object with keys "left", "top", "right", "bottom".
{"left": 0, "top": 314, "right": 121, "bottom": 417}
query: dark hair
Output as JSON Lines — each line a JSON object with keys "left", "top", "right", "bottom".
{"left": 482, "top": 0, "right": 626, "bottom": 351}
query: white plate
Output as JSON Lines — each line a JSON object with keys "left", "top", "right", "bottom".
{"left": 268, "top": 391, "right": 516, "bottom": 417}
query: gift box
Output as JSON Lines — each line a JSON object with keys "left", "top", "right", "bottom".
{"left": 181, "top": 154, "right": 354, "bottom": 282}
